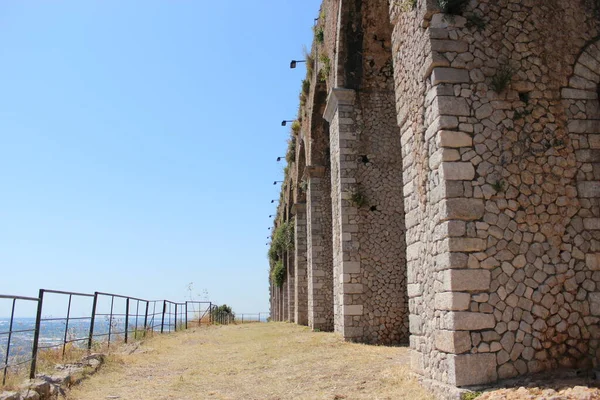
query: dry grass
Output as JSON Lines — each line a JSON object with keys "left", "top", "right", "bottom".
{"left": 68, "top": 323, "right": 433, "bottom": 400}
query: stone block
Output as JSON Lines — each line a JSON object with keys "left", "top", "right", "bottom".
{"left": 440, "top": 162, "right": 475, "bottom": 181}
{"left": 447, "top": 353, "right": 498, "bottom": 386}
{"left": 587, "top": 254, "right": 600, "bottom": 271}
{"left": 447, "top": 312, "right": 496, "bottom": 330}
{"left": 561, "top": 88, "right": 598, "bottom": 100}
{"left": 408, "top": 283, "right": 423, "bottom": 298}
{"left": 435, "top": 252, "right": 468, "bottom": 270}
{"left": 431, "top": 39, "right": 469, "bottom": 53}
{"left": 436, "top": 96, "right": 470, "bottom": 117}
{"left": 411, "top": 350, "right": 426, "bottom": 374}
{"left": 578, "top": 181, "right": 600, "bottom": 198}
{"left": 343, "top": 284, "right": 363, "bottom": 294}
{"left": 343, "top": 305, "right": 363, "bottom": 316}
{"left": 435, "top": 292, "right": 470, "bottom": 311}
{"left": 435, "top": 330, "right": 472, "bottom": 354}
{"left": 410, "top": 314, "right": 422, "bottom": 334}
{"left": 568, "top": 120, "right": 600, "bottom": 134}
{"left": 342, "top": 261, "right": 360, "bottom": 273}
{"left": 431, "top": 67, "right": 470, "bottom": 85}
{"left": 589, "top": 134, "right": 600, "bottom": 149}
{"left": 425, "top": 115, "right": 459, "bottom": 141}
{"left": 443, "top": 270, "right": 491, "bottom": 291}
{"left": 438, "top": 131, "right": 473, "bottom": 148}
{"left": 442, "top": 198, "right": 485, "bottom": 221}
{"left": 584, "top": 218, "right": 600, "bottom": 230}
{"left": 446, "top": 237, "right": 487, "bottom": 252}
{"left": 590, "top": 293, "right": 600, "bottom": 316}
{"left": 576, "top": 150, "right": 600, "bottom": 163}
{"left": 406, "top": 242, "right": 421, "bottom": 261}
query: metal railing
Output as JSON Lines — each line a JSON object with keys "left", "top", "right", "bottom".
{"left": 0, "top": 294, "right": 39, "bottom": 385}
{"left": 0, "top": 288, "right": 268, "bottom": 386}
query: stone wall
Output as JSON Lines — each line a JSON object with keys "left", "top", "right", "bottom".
{"left": 270, "top": 0, "right": 600, "bottom": 394}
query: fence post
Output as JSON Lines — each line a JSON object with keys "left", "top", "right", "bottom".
{"left": 107, "top": 295, "right": 115, "bottom": 348}
{"left": 174, "top": 303, "right": 178, "bottom": 332}
{"left": 125, "top": 298, "right": 130, "bottom": 344}
{"left": 3, "top": 299, "right": 16, "bottom": 385}
{"left": 185, "top": 302, "right": 188, "bottom": 330}
{"left": 209, "top": 302, "right": 212, "bottom": 324}
{"left": 88, "top": 292, "right": 98, "bottom": 350}
{"left": 62, "top": 294, "right": 73, "bottom": 358}
{"left": 144, "top": 301, "right": 150, "bottom": 335}
{"left": 161, "top": 300, "right": 166, "bottom": 334}
{"left": 30, "top": 289, "right": 44, "bottom": 379}
{"left": 258, "top": 313, "right": 261, "bottom": 322}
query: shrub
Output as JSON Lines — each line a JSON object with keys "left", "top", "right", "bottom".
{"left": 314, "top": 26, "right": 325, "bottom": 44}
{"left": 270, "top": 260, "right": 286, "bottom": 287}
{"left": 286, "top": 136, "right": 296, "bottom": 163}
{"left": 438, "top": 0, "right": 469, "bottom": 15}
{"left": 319, "top": 55, "right": 331, "bottom": 82}
{"left": 291, "top": 120, "right": 301, "bottom": 134}
{"left": 350, "top": 188, "right": 368, "bottom": 208}
{"left": 466, "top": 14, "right": 486, "bottom": 31}
{"left": 491, "top": 66, "right": 513, "bottom": 93}
{"left": 211, "top": 304, "right": 235, "bottom": 323}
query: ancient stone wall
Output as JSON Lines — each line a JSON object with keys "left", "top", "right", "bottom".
{"left": 270, "top": 0, "right": 600, "bottom": 394}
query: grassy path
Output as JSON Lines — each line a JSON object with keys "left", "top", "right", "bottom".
{"left": 68, "top": 323, "right": 432, "bottom": 400}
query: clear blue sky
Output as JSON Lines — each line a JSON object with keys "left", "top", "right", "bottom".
{"left": 0, "top": 0, "right": 321, "bottom": 317}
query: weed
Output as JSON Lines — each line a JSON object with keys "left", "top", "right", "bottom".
{"left": 319, "top": 8, "right": 326, "bottom": 21}
{"left": 319, "top": 54, "right": 331, "bottom": 82}
{"left": 396, "top": 0, "right": 417, "bottom": 12}
{"left": 286, "top": 136, "right": 296, "bottom": 163}
{"left": 350, "top": 188, "right": 368, "bottom": 208}
{"left": 462, "top": 391, "right": 483, "bottom": 400}
{"left": 513, "top": 108, "right": 531, "bottom": 120}
{"left": 491, "top": 180, "right": 505, "bottom": 193}
{"left": 302, "top": 79, "right": 310, "bottom": 96}
{"left": 303, "top": 46, "right": 314, "bottom": 78}
{"left": 300, "top": 180, "right": 308, "bottom": 192}
{"left": 271, "top": 261, "right": 286, "bottom": 287}
{"left": 490, "top": 66, "right": 513, "bottom": 93}
{"left": 314, "top": 26, "right": 325, "bottom": 44}
{"left": 437, "top": 0, "right": 469, "bottom": 15}
{"left": 466, "top": 14, "right": 486, "bottom": 31}
{"left": 291, "top": 120, "right": 301, "bottom": 134}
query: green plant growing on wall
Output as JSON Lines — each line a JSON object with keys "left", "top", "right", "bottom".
{"left": 286, "top": 136, "right": 296, "bottom": 163}
{"left": 396, "top": 0, "right": 417, "bottom": 12}
{"left": 302, "top": 79, "right": 310, "bottom": 96}
{"left": 300, "top": 179, "right": 308, "bottom": 192}
{"left": 437, "top": 0, "right": 469, "bottom": 15}
{"left": 303, "top": 46, "right": 315, "bottom": 78}
{"left": 461, "top": 391, "right": 483, "bottom": 400}
{"left": 291, "top": 120, "right": 301, "bottom": 134}
{"left": 270, "top": 260, "right": 286, "bottom": 287}
{"left": 491, "top": 180, "right": 505, "bottom": 193}
{"left": 491, "top": 66, "right": 513, "bottom": 93}
{"left": 466, "top": 14, "right": 486, "bottom": 31}
{"left": 314, "top": 26, "right": 325, "bottom": 44}
{"left": 350, "top": 187, "right": 368, "bottom": 208}
{"left": 319, "top": 55, "right": 331, "bottom": 82}
{"left": 319, "top": 8, "right": 326, "bottom": 21}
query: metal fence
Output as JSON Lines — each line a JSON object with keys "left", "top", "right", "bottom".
{"left": 0, "top": 288, "right": 264, "bottom": 386}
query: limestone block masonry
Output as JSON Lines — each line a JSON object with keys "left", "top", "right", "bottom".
{"left": 270, "top": 0, "right": 600, "bottom": 396}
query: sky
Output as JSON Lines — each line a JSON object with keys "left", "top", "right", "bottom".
{"left": 0, "top": 0, "right": 322, "bottom": 317}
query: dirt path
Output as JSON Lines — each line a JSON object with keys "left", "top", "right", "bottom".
{"left": 68, "top": 323, "right": 432, "bottom": 400}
